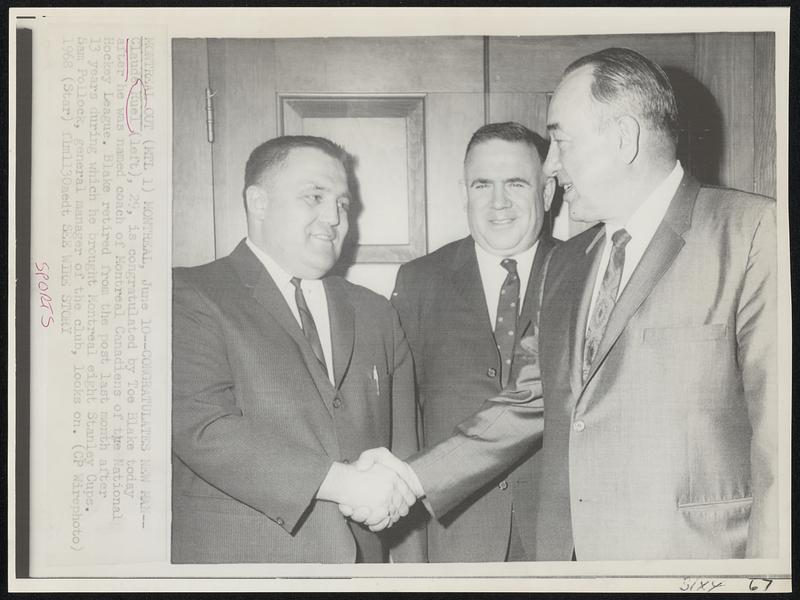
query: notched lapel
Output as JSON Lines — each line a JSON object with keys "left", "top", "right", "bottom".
{"left": 583, "top": 174, "right": 698, "bottom": 387}
{"left": 231, "top": 240, "right": 337, "bottom": 417}
{"left": 325, "top": 278, "right": 355, "bottom": 390}
{"left": 569, "top": 230, "right": 605, "bottom": 400}
{"left": 518, "top": 235, "right": 556, "bottom": 339}
{"left": 452, "top": 239, "right": 494, "bottom": 336}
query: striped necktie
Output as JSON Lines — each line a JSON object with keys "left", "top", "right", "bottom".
{"left": 290, "top": 277, "right": 328, "bottom": 377}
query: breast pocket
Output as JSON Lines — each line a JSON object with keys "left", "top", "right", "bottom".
{"left": 643, "top": 323, "right": 728, "bottom": 344}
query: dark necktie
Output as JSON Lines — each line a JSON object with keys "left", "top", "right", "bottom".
{"left": 290, "top": 277, "right": 328, "bottom": 377}
{"left": 582, "top": 228, "right": 632, "bottom": 382}
{"left": 495, "top": 258, "right": 520, "bottom": 387}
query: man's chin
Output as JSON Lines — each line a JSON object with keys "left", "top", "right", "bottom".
{"left": 567, "top": 202, "right": 597, "bottom": 224}
{"left": 302, "top": 253, "right": 340, "bottom": 279}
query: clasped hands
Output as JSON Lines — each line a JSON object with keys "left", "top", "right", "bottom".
{"left": 318, "top": 448, "right": 423, "bottom": 532}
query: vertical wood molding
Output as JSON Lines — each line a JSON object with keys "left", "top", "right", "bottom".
{"left": 693, "top": 33, "right": 756, "bottom": 192}
{"left": 753, "top": 32, "right": 777, "bottom": 198}
{"left": 207, "top": 39, "right": 278, "bottom": 259}
{"left": 172, "top": 39, "right": 216, "bottom": 267}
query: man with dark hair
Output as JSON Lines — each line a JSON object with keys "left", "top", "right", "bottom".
{"left": 389, "top": 122, "right": 557, "bottom": 561}
{"left": 171, "top": 135, "right": 423, "bottom": 563}
{"left": 355, "top": 48, "right": 778, "bottom": 560}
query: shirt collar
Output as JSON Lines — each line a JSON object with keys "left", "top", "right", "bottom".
{"left": 605, "top": 160, "right": 684, "bottom": 240}
{"left": 246, "top": 238, "right": 300, "bottom": 288}
{"left": 473, "top": 238, "right": 539, "bottom": 273}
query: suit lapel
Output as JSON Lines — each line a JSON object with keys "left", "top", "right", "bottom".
{"left": 569, "top": 228, "right": 606, "bottom": 400}
{"left": 324, "top": 277, "right": 355, "bottom": 390}
{"left": 451, "top": 238, "right": 494, "bottom": 336}
{"left": 519, "top": 235, "right": 556, "bottom": 339}
{"left": 581, "top": 174, "right": 699, "bottom": 388}
{"left": 230, "top": 241, "right": 337, "bottom": 416}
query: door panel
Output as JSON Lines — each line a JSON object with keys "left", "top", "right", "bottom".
{"left": 171, "top": 39, "right": 215, "bottom": 267}
{"left": 424, "top": 92, "right": 484, "bottom": 252}
{"left": 207, "top": 39, "right": 279, "bottom": 259}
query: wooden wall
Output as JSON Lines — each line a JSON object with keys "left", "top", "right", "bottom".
{"left": 172, "top": 32, "right": 777, "bottom": 296}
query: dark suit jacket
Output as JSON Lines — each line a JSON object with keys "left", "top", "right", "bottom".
{"left": 392, "top": 235, "right": 556, "bottom": 561}
{"left": 410, "top": 175, "right": 778, "bottom": 560}
{"left": 171, "top": 240, "right": 422, "bottom": 563}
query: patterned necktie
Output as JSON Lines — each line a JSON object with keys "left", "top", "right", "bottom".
{"left": 582, "top": 228, "right": 632, "bottom": 382}
{"left": 290, "top": 277, "right": 328, "bottom": 377}
{"left": 495, "top": 258, "right": 520, "bottom": 387}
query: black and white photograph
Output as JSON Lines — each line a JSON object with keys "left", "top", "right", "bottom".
{"left": 10, "top": 6, "right": 792, "bottom": 593}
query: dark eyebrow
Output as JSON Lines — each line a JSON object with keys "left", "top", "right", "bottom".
{"left": 469, "top": 177, "right": 493, "bottom": 186}
{"left": 505, "top": 177, "right": 531, "bottom": 185}
{"left": 546, "top": 122, "right": 560, "bottom": 132}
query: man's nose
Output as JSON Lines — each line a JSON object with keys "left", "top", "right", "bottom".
{"left": 318, "top": 198, "right": 341, "bottom": 226}
{"left": 490, "top": 185, "right": 510, "bottom": 209}
{"left": 543, "top": 145, "right": 560, "bottom": 178}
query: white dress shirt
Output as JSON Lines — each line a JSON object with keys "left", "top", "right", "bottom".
{"left": 246, "top": 239, "right": 335, "bottom": 383}
{"left": 586, "top": 161, "right": 684, "bottom": 330}
{"left": 474, "top": 240, "right": 539, "bottom": 326}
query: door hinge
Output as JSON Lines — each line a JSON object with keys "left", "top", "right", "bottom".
{"left": 205, "top": 88, "right": 216, "bottom": 143}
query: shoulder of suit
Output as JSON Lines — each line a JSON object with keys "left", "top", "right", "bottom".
{"left": 173, "top": 254, "right": 238, "bottom": 290}
{"left": 172, "top": 256, "right": 236, "bottom": 283}
{"left": 327, "top": 275, "right": 394, "bottom": 312}
{"left": 397, "top": 236, "right": 469, "bottom": 277}
{"left": 552, "top": 223, "right": 602, "bottom": 253}
{"left": 695, "top": 184, "right": 775, "bottom": 212}
{"left": 693, "top": 185, "right": 776, "bottom": 232}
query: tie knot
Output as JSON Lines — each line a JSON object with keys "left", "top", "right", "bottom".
{"left": 500, "top": 258, "right": 518, "bottom": 275}
{"left": 611, "top": 228, "right": 632, "bottom": 248}
{"left": 290, "top": 276, "right": 302, "bottom": 290}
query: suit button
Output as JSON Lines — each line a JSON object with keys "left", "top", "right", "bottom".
{"left": 486, "top": 368, "right": 497, "bottom": 378}
{"left": 573, "top": 420, "right": 586, "bottom": 432}
{"left": 276, "top": 517, "right": 285, "bottom": 527}
{"left": 332, "top": 397, "right": 342, "bottom": 408}
{"left": 498, "top": 480, "right": 508, "bottom": 490}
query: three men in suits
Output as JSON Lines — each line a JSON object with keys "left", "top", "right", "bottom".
{"left": 357, "top": 47, "right": 778, "bottom": 560}
{"left": 390, "top": 123, "right": 556, "bottom": 561}
{"left": 171, "top": 136, "right": 422, "bottom": 563}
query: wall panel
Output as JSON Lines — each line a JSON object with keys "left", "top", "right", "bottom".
{"left": 694, "top": 33, "right": 756, "bottom": 193}
{"left": 489, "top": 34, "right": 696, "bottom": 93}
{"left": 753, "top": 32, "right": 777, "bottom": 198}
{"left": 207, "top": 39, "right": 278, "bottom": 259}
{"left": 171, "top": 39, "right": 215, "bottom": 267}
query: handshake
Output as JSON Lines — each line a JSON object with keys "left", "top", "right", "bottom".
{"left": 317, "top": 448, "right": 424, "bottom": 532}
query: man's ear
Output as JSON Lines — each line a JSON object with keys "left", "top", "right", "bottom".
{"left": 459, "top": 178, "right": 469, "bottom": 212}
{"left": 543, "top": 176, "right": 556, "bottom": 212}
{"left": 617, "top": 115, "right": 640, "bottom": 165}
{"left": 244, "top": 184, "right": 268, "bottom": 220}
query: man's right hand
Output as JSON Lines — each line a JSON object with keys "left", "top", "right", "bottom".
{"left": 317, "top": 460, "right": 417, "bottom": 531}
{"left": 336, "top": 447, "right": 426, "bottom": 528}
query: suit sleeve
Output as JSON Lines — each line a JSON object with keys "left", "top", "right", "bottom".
{"left": 737, "top": 202, "right": 779, "bottom": 558}
{"left": 385, "top": 304, "right": 428, "bottom": 562}
{"left": 172, "top": 273, "right": 333, "bottom": 533}
{"left": 408, "top": 334, "right": 545, "bottom": 519}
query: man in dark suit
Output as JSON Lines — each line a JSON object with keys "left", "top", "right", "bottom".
{"left": 171, "top": 135, "right": 422, "bottom": 563}
{"left": 355, "top": 48, "right": 778, "bottom": 560}
{"left": 390, "top": 123, "right": 556, "bottom": 562}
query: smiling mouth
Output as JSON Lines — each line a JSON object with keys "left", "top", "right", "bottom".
{"left": 310, "top": 232, "right": 336, "bottom": 243}
{"left": 489, "top": 216, "right": 516, "bottom": 226}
